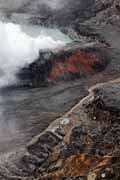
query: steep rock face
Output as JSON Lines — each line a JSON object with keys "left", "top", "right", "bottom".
{"left": 0, "top": 79, "right": 119, "bottom": 180}
{"left": 37, "top": 80, "right": 120, "bottom": 180}
{"left": 17, "top": 43, "right": 110, "bottom": 87}
{"left": 84, "top": 0, "right": 120, "bottom": 26}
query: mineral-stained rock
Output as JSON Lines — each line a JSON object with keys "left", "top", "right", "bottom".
{"left": 0, "top": 79, "right": 119, "bottom": 180}
{"left": 17, "top": 43, "right": 110, "bottom": 87}
{"left": 38, "top": 79, "right": 120, "bottom": 180}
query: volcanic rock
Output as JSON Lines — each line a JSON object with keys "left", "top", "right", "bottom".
{"left": 0, "top": 1, "right": 120, "bottom": 180}
{"left": 17, "top": 42, "right": 110, "bottom": 87}
{"left": 0, "top": 79, "right": 119, "bottom": 180}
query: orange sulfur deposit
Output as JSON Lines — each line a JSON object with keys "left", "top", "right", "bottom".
{"left": 48, "top": 50, "right": 101, "bottom": 81}
{"left": 44, "top": 154, "right": 111, "bottom": 180}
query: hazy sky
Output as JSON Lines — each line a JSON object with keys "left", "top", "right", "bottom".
{"left": 0, "top": 0, "right": 65, "bottom": 10}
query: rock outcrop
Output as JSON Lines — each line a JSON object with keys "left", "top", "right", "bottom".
{"left": 17, "top": 42, "right": 110, "bottom": 87}
{"left": 0, "top": 79, "right": 119, "bottom": 180}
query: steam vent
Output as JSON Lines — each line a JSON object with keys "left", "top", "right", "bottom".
{"left": 0, "top": 0, "right": 120, "bottom": 180}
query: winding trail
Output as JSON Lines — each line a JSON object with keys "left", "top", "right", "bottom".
{"left": 29, "top": 77, "right": 120, "bottom": 145}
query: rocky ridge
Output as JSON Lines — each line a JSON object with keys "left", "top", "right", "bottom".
{"left": 0, "top": 79, "right": 119, "bottom": 180}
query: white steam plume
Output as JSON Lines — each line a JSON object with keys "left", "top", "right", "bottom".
{"left": 0, "top": 21, "right": 65, "bottom": 87}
